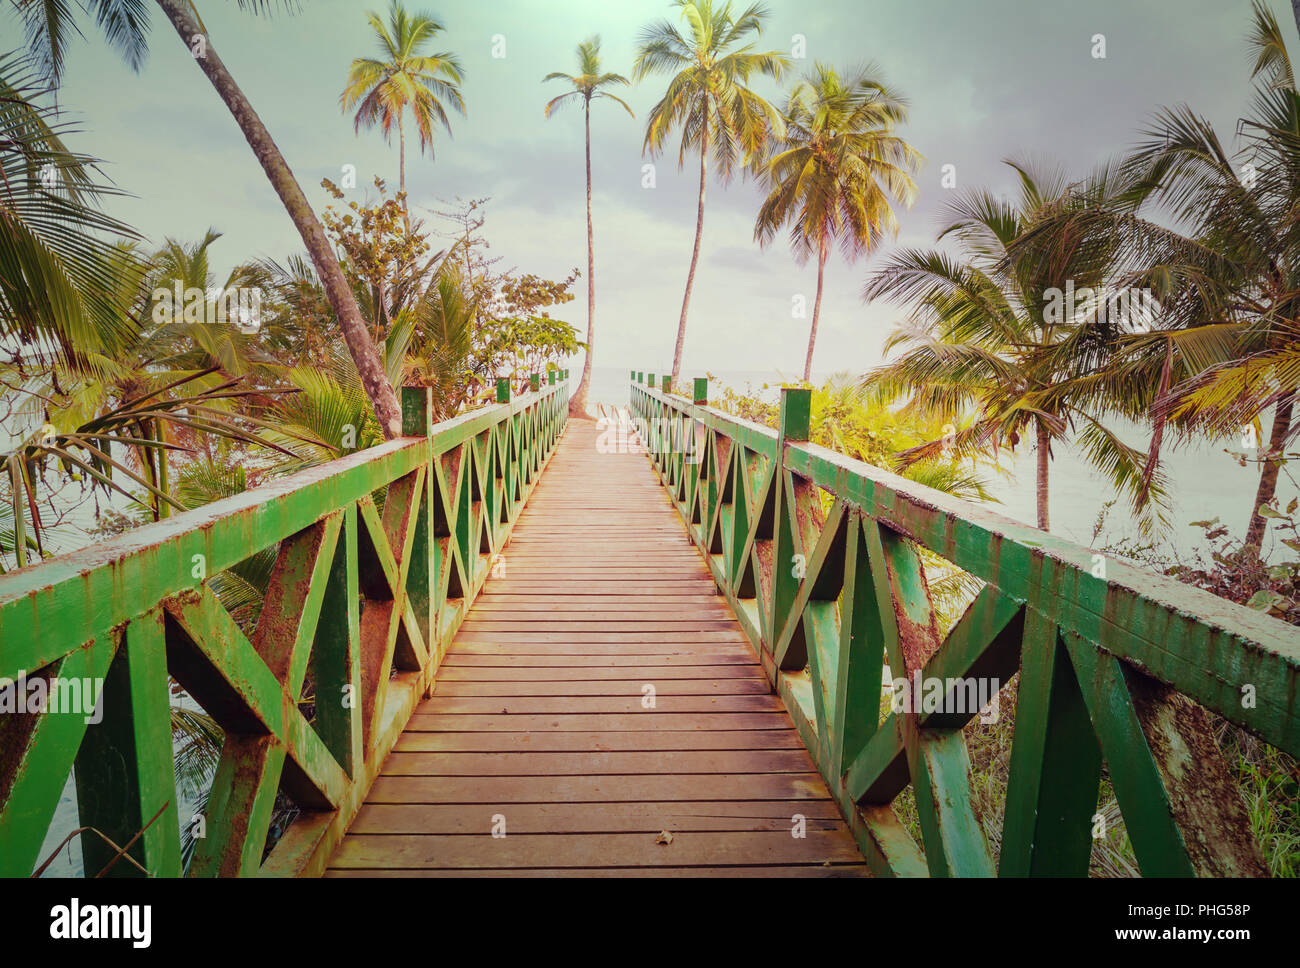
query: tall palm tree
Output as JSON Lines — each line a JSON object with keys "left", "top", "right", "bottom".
{"left": 862, "top": 159, "right": 1163, "bottom": 534}
{"left": 340, "top": 1, "right": 464, "bottom": 216}
{"left": 544, "top": 37, "right": 633, "bottom": 418}
{"left": 11, "top": 0, "right": 407, "bottom": 438}
{"left": 633, "top": 0, "right": 789, "bottom": 386}
{"left": 754, "top": 62, "right": 922, "bottom": 382}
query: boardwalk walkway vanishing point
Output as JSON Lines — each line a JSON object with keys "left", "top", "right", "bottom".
{"left": 327, "top": 418, "right": 868, "bottom": 876}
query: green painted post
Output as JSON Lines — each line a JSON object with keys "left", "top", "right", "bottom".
{"left": 661, "top": 375, "right": 671, "bottom": 393}
{"left": 401, "top": 386, "right": 432, "bottom": 436}
{"left": 779, "top": 386, "right": 812, "bottom": 442}
{"left": 630, "top": 370, "right": 636, "bottom": 381}
{"left": 530, "top": 373, "right": 540, "bottom": 392}
{"left": 693, "top": 377, "right": 708, "bottom": 405}
{"left": 549, "top": 370, "right": 556, "bottom": 386}
{"left": 648, "top": 373, "right": 655, "bottom": 389}
{"left": 636, "top": 371, "right": 643, "bottom": 384}
{"left": 496, "top": 378, "right": 510, "bottom": 403}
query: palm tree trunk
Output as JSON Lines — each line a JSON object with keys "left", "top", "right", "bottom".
{"left": 672, "top": 123, "right": 709, "bottom": 388}
{"left": 803, "top": 237, "right": 828, "bottom": 383}
{"left": 570, "top": 98, "right": 595, "bottom": 418}
{"left": 154, "top": 0, "right": 403, "bottom": 439}
{"left": 398, "top": 114, "right": 410, "bottom": 234}
{"left": 1244, "top": 391, "right": 1295, "bottom": 555}
{"left": 1035, "top": 417, "right": 1050, "bottom": 532}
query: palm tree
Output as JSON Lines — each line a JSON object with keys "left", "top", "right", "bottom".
{"left": 862, "top": 159, "right": 1163, "bottom": 534}
{"left": 1127, "top": 2, "right": 1300, "bottom": 555}
{"left": 341, "top": 1, "right": 465, "bottom": 217}
{"left": 754, "top": 62, "right": 922, "bottom": 382}
{"left": 544, "top": 37, "right": 633, "bottom": 418}
{"left": 0, "top": 51, "right": 139, "bottom": 372}
{"left": 11, "top": 0, "right": 407, "bottom": 438}
{"left": 1029, "top": 1, "right": 1300, "bottom": 555}
{"left": 633, "top": 0, "right": 789, "bottom": 386}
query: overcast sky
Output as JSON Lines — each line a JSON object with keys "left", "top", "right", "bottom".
{"left": 11, "top": 0, "right": 1297, "bottom": 379}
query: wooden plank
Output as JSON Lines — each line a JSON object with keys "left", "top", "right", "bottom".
{"left": 433, "top": 678, "right": 771, "bottom": 696}
{"left": 416, "top": 695, "right": 784, "bottom": 714}
{"left": 326, "top": 865, "right": 866, "bottom": 877}
{"left": 381, "top": 749, "right": 816, "bottom": 776}
{"left": 404, "top": 712, "right": 793, "bottom": 732}
{"left": 453, "top": 638, "right": 750, "bottom": 651}
{"left": 436, "top": 664, "right": 763, "bottom": 681}
{"left": 392, "top": 730, "right": 806, "bottom": 752}
{"left": 442, "top": 653, "right": 756, "bottom": 667}
{"left": 365, "top": 773, "right": 833, "bottom": 803}
{"left": 348, "top": 799, "right": 845, "bottom": 833}
{"left": 329, "top": 830, "right": 863, "bottom": 869}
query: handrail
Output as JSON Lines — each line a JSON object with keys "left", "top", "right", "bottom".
{"left": 631, "top": 375, "right": 1299, "bottom": 877}
{"left": 0, "top": 374, "right": 571, "bottom": 877}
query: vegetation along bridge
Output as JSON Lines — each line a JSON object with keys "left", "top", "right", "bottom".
{"left": 1, "top": 372, "right": 1297, "bottom": 877}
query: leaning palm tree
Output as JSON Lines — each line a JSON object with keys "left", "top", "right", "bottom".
{"left": 11, "top": 0, "right": 407, "bottom": 438}
{"left": 1022, "top": 1, "right": 1300, "bottom": 554}
{"left": 633, "top": 0, "right": 789, "bottom": 386}
{"left": 754, "top": 62, "right": 922, "bottom": 382}
{"left": 862, "top": 159, "right": 1164, "bottom": 534}
{"left": 1122, "top": 1, "right": 1300, "bottom": 555}
{"left": 544, "top": 37, "right": 633, "bottom": 418}
{"left": 340, "top": 1, "right": 465, "bottom": 215}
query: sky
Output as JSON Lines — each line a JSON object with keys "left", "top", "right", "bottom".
{"left": 7, "top": 0, "right": 1298, "bottom": 380}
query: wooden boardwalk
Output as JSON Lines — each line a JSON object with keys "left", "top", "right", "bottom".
{"left": 327, "top": 417, "right": 867, "bottom": 876}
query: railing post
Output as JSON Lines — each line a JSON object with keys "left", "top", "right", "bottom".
{"left": 693, "top": 377, "right": 708, "bottom": 405}
{"left": 496, "top": 378, "right": 511, "bottom": 404}
{"left": 549, "top": 370, "right": 556, "bottom": 386}
{"left": 530, "top": 373, "right": 540, "bottom": 392}
{"left": 779, "top": 386, "right": 812, "bottom": 443}
{"left": 401, "top": 386, "right": 433, "bottom": 437}
{"left": 661, "top": 375, "right": 671, "bottom": 393}
{"left": 771, "top": 385, "right": 812, "bottom": 661}
{"left": 647, "top": 373, "right": 654, "bottom": 389}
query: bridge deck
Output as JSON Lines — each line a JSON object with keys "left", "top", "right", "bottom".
{"left": 326, "top": 418, "right": 867, "bottom": 876}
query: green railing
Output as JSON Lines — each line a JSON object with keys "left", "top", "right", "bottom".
{"left": 631, "top": 373, "right": 1300, "bottom": 877}
{"left": 0, "top": 373, "right": 570, "bottom": 877}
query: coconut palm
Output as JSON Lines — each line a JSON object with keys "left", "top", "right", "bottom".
{"left": 754, "top": 62, "right": 922, "bottom": 382}
{"left": 0, "top": 51, "right": 140, "bottom": 372}
{"left": 11, "top": 0, "right": 407, "bottom": 437}
{"left": 862, "top": 159, "right": 1164, "bottom": 534}
{"left": 1022, "top": 1, "right": 1300, "bottom": 554}
{"left": 341, "top": 1, "right": 465, "bottom": 214}
{"left": 1125, "top": 2, "right": 1300, "bottom": 555}
{"left": 633, "top": 0, "right": 789, "bottom": 386}
{"left": 544, "top": 37, "right": 633, "bottom": 418}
